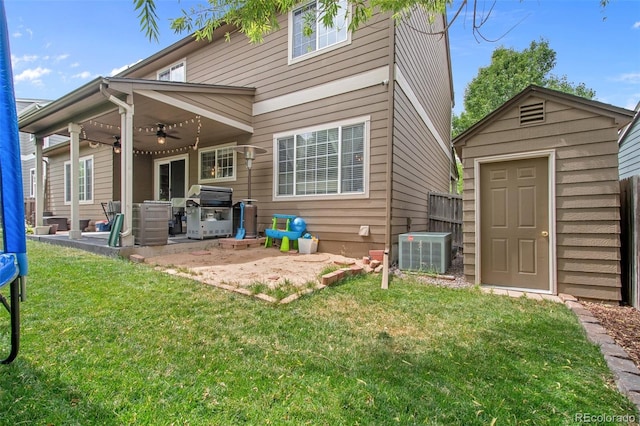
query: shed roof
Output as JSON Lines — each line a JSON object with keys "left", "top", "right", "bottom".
{"left": 453, "top": 85, "right": 635, "bottom": 157}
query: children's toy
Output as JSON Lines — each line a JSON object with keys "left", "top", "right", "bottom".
{"left": 265, "top": 214, "right": 306, "bottom": 252}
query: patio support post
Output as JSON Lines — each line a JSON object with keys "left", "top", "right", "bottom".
{"left": 68, "top": 122, "right": 81, "bottom": 240}
{"left": 33, "top": 135, "right": 44, "bottom": 226}
{"left": 100, "top": 83, "right": 135, "bottom": 247}
{"left": 119, "top": 102, "right": 135, "bottom": 247}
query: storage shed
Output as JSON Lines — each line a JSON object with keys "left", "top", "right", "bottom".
{"left": 453, "top": 85, "right": 635, "bottom": 302}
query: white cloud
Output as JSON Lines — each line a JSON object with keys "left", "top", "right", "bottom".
{"left": 633, "top": 21, "right": 640, "bottom": 29}
{"left": 14, "top": 67, "right": 51, "bottom": 82}
{"left": 110, "top": 59, "right": 142, "bottom": 76}
{"left": 70, "top": 62, "right": 80, "bottom": 68}
{"left": 72, "top": 71, "right": 92, "bottom": 79}
{"left": 54, "top": 54, "right": 69, "bottom": 62}
{"left": 617, "top": 73, "right": 640, "bottom": 84}
{"left": 12, "top": 26, "right": 32, "bottom": 39}
{"left": 11, "top": 54, "right": 39, "bottom": 67}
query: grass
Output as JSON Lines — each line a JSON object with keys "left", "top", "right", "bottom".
{"left": 0, "top": 241, "right": 637, "bottom": 424}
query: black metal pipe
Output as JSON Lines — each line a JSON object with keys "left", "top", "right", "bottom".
{"left": 1, "top": 278, "right": 20, "bottom": 364}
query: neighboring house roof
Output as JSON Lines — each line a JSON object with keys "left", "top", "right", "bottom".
{"left": 618, "top": 101, "right": 640, "bottom": 179}
{"left": 453, "top": 85, "right": 635, "bottom": 157}
{"left": 18, "top": 77, "right": 256, "bottom": 152}
{"left": 618, "top": 101, "right": 640, "bottom": 147}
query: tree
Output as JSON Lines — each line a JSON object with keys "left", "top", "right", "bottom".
{"left": 134, "top": 0, "right": 611, "bottom": 43}
{"left": 135, "top": 0, "right": 453, "bottom": 43}
{"left": 452, "top": 39, "right": 596, "bottom": 137}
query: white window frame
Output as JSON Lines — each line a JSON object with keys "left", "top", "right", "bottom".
{"left": 64, "top": 155, "right": 94, "bottom": 205}
{"left": 153, "top": 153, "right": 189, "bottom": 201}
{"left": 29, "top": 168, "right": 36, "bottom": 198}
{"left": 288, "top": 0, "right": 351, "bottom": 64}
{"left": 273, "top": 116, "right": 370, "bottom": 201}
{"left": 157, "top": 59, "right": 186, "bottom": 82}
{"left": 198, "top": 143, "right": 238, "bottom": 184}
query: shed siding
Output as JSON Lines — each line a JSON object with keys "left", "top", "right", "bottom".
{"left": 46, "top": 144, "right": 114, "bottom": 226}
{"left": 619, "top": 115, "right": 640, "bottom": 179}
{"left": 391, "top": 10, "right": 452, "bottom": 253}
{"left": 459, "top": 96, "right": 623, "bottom": 301}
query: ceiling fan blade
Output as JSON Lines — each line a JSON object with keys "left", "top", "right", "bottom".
{"left": 167, "top": 134, "right": 181, "bottom": 140}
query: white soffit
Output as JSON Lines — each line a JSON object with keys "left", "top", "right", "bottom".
{"left": 136, "top": 89, "right": 254, "bottom": 134}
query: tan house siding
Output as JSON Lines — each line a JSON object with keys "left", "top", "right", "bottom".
{"left": 251, "top": 87, "right": 391, "bottom": 256}
{"left": 394, "top": 12, "right": 452, "bottom": 145}
{"left": 390, "top": 10, "right": 453, "bottom": 256}
{"left": 46, "top": 143, "right": 114, "bottom": 226}
{"left": 457, "top": 94, "right": 627, "bottom": 301}
{"left": 391, "top": 88, "right": 450, "bottom": 236}
{"left": 141, "top": 12, "right": 391, "bottom": 102}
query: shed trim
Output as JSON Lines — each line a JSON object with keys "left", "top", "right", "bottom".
{"left": 474, "top": 149, "right": 557, "bottom": 294}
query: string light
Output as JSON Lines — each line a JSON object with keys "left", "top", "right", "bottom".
{"left": 81, "top": 115, "right": 204, "bottom": 154}
{"left": 132, "top": 144, "right": 196, "bottom": 155}
{"left": 193, "top": 115, "right": 202, "bottom": 150}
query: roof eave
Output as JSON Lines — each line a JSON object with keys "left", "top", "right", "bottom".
{"left": 18, "top": 77, "right": 109, "bottom": 133}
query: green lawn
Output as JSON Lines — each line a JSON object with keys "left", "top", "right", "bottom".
{"left": 0, "top": 241, "right": 636, "bottom": 425}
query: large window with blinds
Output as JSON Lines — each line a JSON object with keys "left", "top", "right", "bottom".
{"left": 275, "top": 118, "right": 367, "bottom": 198}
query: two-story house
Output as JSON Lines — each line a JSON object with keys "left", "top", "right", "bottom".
{"left": 18, "top": 4, "right": 454, "bottom": 258}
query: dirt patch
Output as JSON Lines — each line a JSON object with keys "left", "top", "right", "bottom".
{"left": 583, "top": 302, "right": 640, "bottom": 370}
{"left": 145, "top": 245, "right": 362, "bottom": 288}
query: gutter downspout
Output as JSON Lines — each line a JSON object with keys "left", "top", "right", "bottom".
{"left": 382, "top": 16, "right": 396, "bottom": 290}
{"left": 100, "top": 83, "right": 135, "bottom": 246}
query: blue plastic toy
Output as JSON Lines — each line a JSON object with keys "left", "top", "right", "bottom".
{"left": 290, "top": 217, "right": 306, "bottom": 234}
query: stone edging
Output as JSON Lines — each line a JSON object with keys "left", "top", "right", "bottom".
{"left": 560, "top": 294, "right": 640, "bottom": 412}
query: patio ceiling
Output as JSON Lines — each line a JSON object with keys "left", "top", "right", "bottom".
{"left": 19, "top": 77, "right": 256, "bottom": 153}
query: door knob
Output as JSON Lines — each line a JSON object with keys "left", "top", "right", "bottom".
{"left": 541, "top": 231, "right": 549, "bottom": 237}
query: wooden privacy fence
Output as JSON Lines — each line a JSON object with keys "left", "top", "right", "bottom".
{"left": 620, "top": 176, "right": 639, "bottom": 310}
{"left": 24, "top": 198, "right": 35, "bottom": 226}
{"left": 427, "top": 191, "right": 462, "bottom": 253}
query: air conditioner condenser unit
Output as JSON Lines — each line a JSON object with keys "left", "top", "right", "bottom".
{"left": 398, "top": 232, "right": 452, "bottom": 274}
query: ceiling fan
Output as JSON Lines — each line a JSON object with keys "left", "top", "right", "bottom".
{"left": 152, "top": 123, "right": 181, "bottom": 144}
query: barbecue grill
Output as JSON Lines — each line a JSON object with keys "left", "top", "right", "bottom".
{"left": 185, "top": 185, "right": 233, "bottom": 239}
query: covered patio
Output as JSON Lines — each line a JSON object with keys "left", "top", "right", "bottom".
{"left": 19, "top": 77, "right": 255, "bottom": 247}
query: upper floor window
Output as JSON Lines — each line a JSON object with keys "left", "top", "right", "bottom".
{"left": 198, "top": 144, "right": 237, "bottom": 183}
{"left": 157, "top": 60, "right": 186, "bottom": 82}
{"left": 274, "top": 117, "right": 367, "bottom": 199}
{"left": 64, "top": 155, "right": 94, "bottom": 204}
{"left": 290, "top": 0, "right": 350, "bottom": 61}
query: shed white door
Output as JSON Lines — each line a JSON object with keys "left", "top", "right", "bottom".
{"left": 480, "top": 157, "right": 550, "bottom": 291}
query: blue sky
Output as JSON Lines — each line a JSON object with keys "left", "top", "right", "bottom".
{"left": 5, "top": 0, "right": 640, "bottom": 115}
